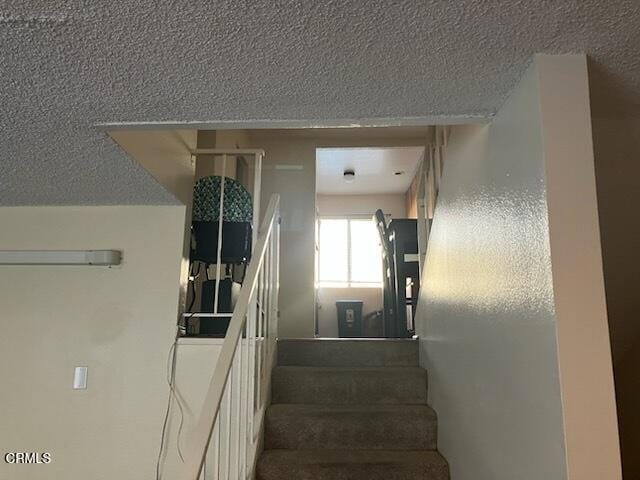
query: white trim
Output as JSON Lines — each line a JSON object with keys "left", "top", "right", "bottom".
{"left": 95, "top": 115, "right": 489, "bottom": 131}
{"left": 213, "top": 155, "right": 227, "bottom": 315}
{"left": 316, "top": 281, "right": 383, "bottom": 289}
{"left": 177, "top": 337, "right": 225, "bottom": 346}
{"left": 189, "top": 148, "right": 266, "bottom": 156}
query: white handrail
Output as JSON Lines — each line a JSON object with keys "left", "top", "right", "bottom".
{"left": 178, "top": 194, "right": 280, "bottom": 480}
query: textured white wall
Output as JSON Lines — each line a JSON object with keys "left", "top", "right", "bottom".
{"left": 0, "top": 206, "right": 185, "bottom": 480}
{"left": 416, "top": 56, "right": 620, "bottom": 480}
{"left": 417, "top": 73, "right": 566, "bottom": 480}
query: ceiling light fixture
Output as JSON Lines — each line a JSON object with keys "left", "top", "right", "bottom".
{"left": 343, "top": 169, "right": 355, "bottom": 183}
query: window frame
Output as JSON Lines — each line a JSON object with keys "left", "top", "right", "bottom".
{"left": 316, "top": 215, "right": 383, "bottom": 288}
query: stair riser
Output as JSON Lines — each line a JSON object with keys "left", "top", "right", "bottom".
{"left": 265, "top": 409, "right": 437, "bottom": 450}
{"left": 278, "top": 340, "right": 419, "bottom": 367}
{"left": 272, "top": 368, "right": 428, "bottom": 405}
{"left": 257, "top": 461, "right": 448, "bottom": 480}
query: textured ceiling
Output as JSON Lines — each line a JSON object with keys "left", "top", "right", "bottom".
{"left": 1, "top": 1, "right": 639, "bottom": 205}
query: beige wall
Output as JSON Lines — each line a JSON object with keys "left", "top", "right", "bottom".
{"left": 109, "top": 129, "right": 196, "bottom": 205}
{"left": 162, "top": 338, "right": 222, "bottom": 478}
{"left": 405, "top": 168, "right": 421, "bottom": 218}
{"left": 161, "top": 337, "right": 266, "bottom": 478}
{"left": 246, "top": 132, "right": 318, "bottom": 338}
{"left": 416, "top": 55, "right": 620, "bottom": 480}
{"left": 591, "top": 117, "right": 640, "bottom": 479}
{"left": 316, "top": 193, "right": 406, "bottom": 218}
{"left": 109, "top": 129, "right": 196, "bottom": 317}
{"left": 0, "top": 206, "right": 186, "bottom": 480}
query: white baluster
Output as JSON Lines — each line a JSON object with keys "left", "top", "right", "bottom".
{"left": 213, "top": 418, "right": 220, "bottom": 480}
{"left": 177, "top": 197, "right": 279, "bottom": 480}
{"left": 247, "top": 288, "right": 257, "bottom": 442}
{"left": 224, "top": 372, "right": 232, "bottom": 480}
{"left": 241, "top": 322, "right": 248, "bottom": 477}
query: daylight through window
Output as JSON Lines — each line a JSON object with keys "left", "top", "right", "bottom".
{"left": 317, "top": 218, "right": 382, "bottom": 287}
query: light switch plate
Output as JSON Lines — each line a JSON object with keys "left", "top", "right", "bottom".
{"left": 73, "top": 366, "right": 88, "bottom": 389}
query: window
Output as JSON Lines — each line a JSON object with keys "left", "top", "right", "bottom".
{"left": 317, "top": 218, "right": 382, "bottom": 287}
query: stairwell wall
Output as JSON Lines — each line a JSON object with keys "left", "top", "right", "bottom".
{"left": 591, "top": 116, "right": 640, "bottom": 478}
{"left": 415, "top": 55, "right": 621, "bottom": 480}
{"left": 0, "top": 206, "right": 186, "bottom": 480}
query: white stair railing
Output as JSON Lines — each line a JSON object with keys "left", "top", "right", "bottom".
{"left": 178, "top": 194, "right": 280, "bottom": 480}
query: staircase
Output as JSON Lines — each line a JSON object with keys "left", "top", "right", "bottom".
{"left": 256, "top": 338, "right": 449, "bottom": 480}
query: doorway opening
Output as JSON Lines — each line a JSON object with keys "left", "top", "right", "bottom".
{"left": 107, "top": 125, "right": 445, "bottom": 340}
{"left": 315, "top": 146, "right": 425, "bottom": 338}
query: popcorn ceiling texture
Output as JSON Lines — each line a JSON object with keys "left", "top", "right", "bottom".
{"left": 0, "top": 0, "right": 639, "bottom": 205}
